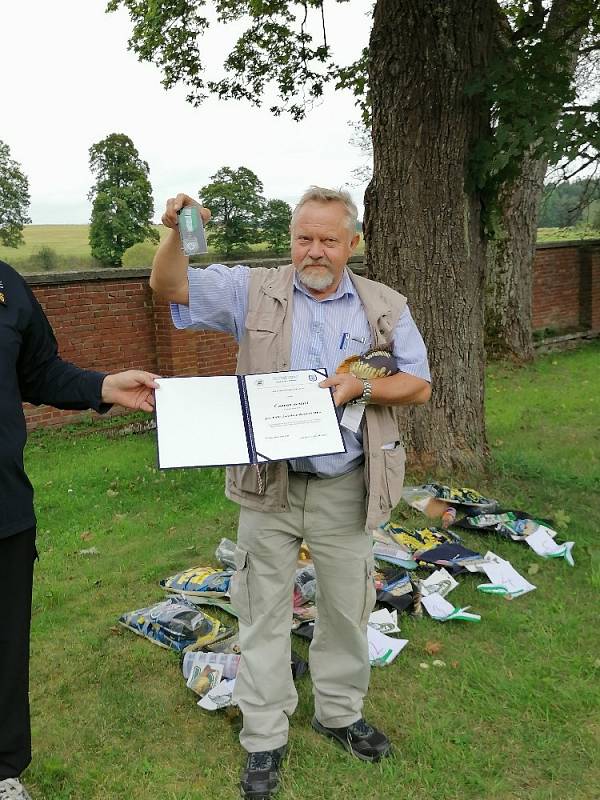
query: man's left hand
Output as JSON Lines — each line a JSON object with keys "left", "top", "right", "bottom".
{"left": 319, "top": 373, "right": 363, "bottom": 407}
{"left": 101, "top": 370, "right": 160, "bottom": 412}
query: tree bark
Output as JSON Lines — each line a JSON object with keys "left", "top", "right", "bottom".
{"left": 365, "top": 0, "right": 497, "bottom": 472}
{"left": 485, "top": 150, "right": 547, "bottom": 362}
{"left": 485, "top": 0, "right": 589, "bottom": 362}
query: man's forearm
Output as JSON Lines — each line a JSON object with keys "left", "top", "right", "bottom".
{"left": 321, "top": 371, "right": 431, "bottom": 406}
{"left": 150, "top": 228, "right": 190, "bottom": 304}
{"left": 369, "top": 372, "right": 431, "bottom": 406}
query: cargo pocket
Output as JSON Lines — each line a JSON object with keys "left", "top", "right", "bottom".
{"left": 382, "top": 443, "right": 406, "bottom": 510}
{"left": 360, "top": 556, "right": 377, "bottom": 626}
{"left": 229, "top": 546, "right": 252, "bottom": 626}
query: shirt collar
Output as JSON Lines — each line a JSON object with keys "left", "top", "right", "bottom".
{"left": 292, "top": 267, "right": 355, "bottom": 301}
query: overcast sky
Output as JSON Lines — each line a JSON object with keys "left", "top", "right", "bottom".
{"left": 0, "top": 1, "right": 373, "bottom": 225}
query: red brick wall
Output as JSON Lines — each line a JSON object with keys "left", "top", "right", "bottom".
{"left": 23, "top": 244, "right": 600, "bottom": 430}
{"left": 532, "top": 244, "right": 586, "bottom": 331}
{"left": 24, "top": 273, "right": 155, "bottom": 429}
{"left": 23, "top": 266, "right": 241, "bottom": 430}
{"left": 151, "top": 295, "right": 238, "bottom": 378}
{"left": 583, "top": 246, "right": 600, "bottom": 332}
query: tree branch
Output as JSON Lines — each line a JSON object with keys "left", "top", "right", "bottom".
{"left": 563, "top": 104, "right": 600, "bottom": 112}
{"left": 578, "top": 42, "right": 600, "bottom": 55}
{"left": 320, "top": 0, "right": 327, "bottom": 50}
{"left": 511, "top": 0, "right": 547, "bottom": 42}
{"left": 561, "top": 154, "right": 598, "bottom": 181}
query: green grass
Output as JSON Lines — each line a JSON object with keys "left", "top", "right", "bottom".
{"left": 20, "top": 341, "right": 600, "bottom": 799}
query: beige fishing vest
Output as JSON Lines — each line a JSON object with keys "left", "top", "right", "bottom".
{"left": 225, "top": 263, "right": 408, "bottom": 530}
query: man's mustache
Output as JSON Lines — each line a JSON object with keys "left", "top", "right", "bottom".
{"left": 300, "top": 257, "right": 333, "bottom": 270}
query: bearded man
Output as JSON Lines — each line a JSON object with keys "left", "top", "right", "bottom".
{"left": 150, "top": 186, "right": 431, "bottom": 800}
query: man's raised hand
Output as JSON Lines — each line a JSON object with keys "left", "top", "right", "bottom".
{"left": 161, "top": 194, "right": 212, "bottom": 229}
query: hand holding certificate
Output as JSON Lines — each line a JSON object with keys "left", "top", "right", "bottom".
{"left": 155, "top": 369, "right": 346, "bottom": 469}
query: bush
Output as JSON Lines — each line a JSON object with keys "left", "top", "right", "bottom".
{"left": 121, "top": 241, "right": 157, "bottom": 267}
{"left": 31, "top": 246, "right": 59, "bottom": 272}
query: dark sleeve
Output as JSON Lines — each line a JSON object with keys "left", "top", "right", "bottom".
{"left": 17, "top": 284, "right": 110, "bottom": 412}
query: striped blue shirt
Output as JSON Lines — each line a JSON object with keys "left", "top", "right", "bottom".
{"left": 171, "top": 264, "right": 430, "bottom": 477}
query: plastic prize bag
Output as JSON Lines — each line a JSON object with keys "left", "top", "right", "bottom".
{"left": 119, "top": 596, "right": 221, "bottom": 652}
{"left": 402, "top": 485, "right": 498, "bottom": 520}
{"left": 382, "top": 523, "right": 461, "bottom": 556}
{"left": 215, "top": 538, "right": 237, "bottom": 570}
{"left": 160, "top": 566, "right": 232, "bottom": 598}
{"left": 455, "top": 510, "right": 551, "bottom": 540}
{"left": 294, "top": 566, "right": 316, "bottom": 606}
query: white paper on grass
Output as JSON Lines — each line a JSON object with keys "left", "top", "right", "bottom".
{"left": 421, "top": 592, "right": 455, "bottom": 619}
{"left": 155, "top": 377, "right": 249, "bottom": 468}
{"left": 367, "top": 626, "right": 408, "bottom": 665}
{"left": 244, "top": 370, "right": 345, "bottom": 462}
{"left": 368, "top": 608, "right": 400, "bottom": 634}
{"left": 525, "top": 528, "right": 574, "bottom": 560}
{"left": 481, "top": 552, "right": 536, "bottom": 596}
{"left": 463, "top": 558, "right": 493, "bottom": 574}
{"left": 535, "top": 524, "right": 558, "bottom": 540}
{"left": 197, "top": 678, "right": 236, "bottom": 711}
{"left": 420, "top": 568, "right": 459, "bottom": 598}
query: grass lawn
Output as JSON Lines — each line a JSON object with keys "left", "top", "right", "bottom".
{"left": 22, "top": 342, "right": 600, "bottom": 799}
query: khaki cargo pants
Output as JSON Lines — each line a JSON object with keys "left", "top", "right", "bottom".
{"left": 230, "top": 467, "right": 376, "bottom": 752}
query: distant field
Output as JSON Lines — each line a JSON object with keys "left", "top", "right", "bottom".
{"left": 1, "top": 224, "right": 596, "bottom": 274}
{"left": 0, "top": 224, "right": 92, "bottom": 259}
{"left": 0, "top": 225, "right": 170, "bottom": 273}
{"left": 536, "top": 226, "right": 600, "bottom": 242}
{"left": 0, "top": 225, "right": 291, "bottom": 273}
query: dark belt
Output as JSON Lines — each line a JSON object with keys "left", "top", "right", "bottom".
{"left": 289, "top": 470, "right": 320, "bottom": 480}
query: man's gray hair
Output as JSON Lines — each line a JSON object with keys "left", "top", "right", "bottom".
{"left": 291, "top": 186, "right": 359, "bottom": 235}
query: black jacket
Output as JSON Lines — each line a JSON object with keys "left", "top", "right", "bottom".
{"left": 0, "top": 260, "right": 108, "bottom": 538}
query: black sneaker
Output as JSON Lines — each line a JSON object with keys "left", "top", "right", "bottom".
{"left": 240, "top": 745, "right": 287, "bottom": 799}
{"left": 311, "top": 717, "right": 392, "bottom": 762}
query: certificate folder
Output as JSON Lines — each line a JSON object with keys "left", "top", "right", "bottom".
{"left": 155, "top": 369, "right": 346, "bottom": 469}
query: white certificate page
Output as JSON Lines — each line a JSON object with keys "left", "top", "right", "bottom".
{"left": 244, "top": 369, "right": 346, "bottom": 462}
{"left": 155, "top": 376, "right": 250, "bottom": 468}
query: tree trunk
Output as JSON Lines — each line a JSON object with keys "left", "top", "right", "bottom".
{"left": 485, "top": 150, "right": 547, "bottom": 362}
{"left": 365, "top": 0, "right": 497, "bottom": 472}
{"left": 485, "top": 0, "right": 588, "bottom": 362}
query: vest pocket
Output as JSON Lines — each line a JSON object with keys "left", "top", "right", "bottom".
{"left": 244, "top": 310, "right": 279, "bottom": 347}
{"left": 233, "top": 463, "right": 267, "bottom": 495}
{"left": 230, "top": 546, "right": 252, "bottom": 625}
{"left": 243, "top": 311, "right": 281, "bottom": 373}
{"left": 382, "top": 443, "right": 406, "bottom": 510}
{"left": 244, "top": 310, "right": 279, "bottom": 332}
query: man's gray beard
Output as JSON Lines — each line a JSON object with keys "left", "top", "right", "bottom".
{"left": 297, "top": 265, "right": 335, "bottom": 291}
